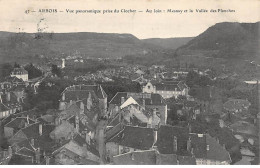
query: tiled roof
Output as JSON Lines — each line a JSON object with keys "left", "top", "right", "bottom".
{"left": 9, "top": 154, "right": 34, "bottom": 165}
{"left": 113, "top": 150, "right": 156, "bottom": 165}
{"left": 109, "top": 92, "right": 127, "bottom": 105}
{"left": 190, "top": 134, "right": 207, "bottom": 158}
{"left": 156, "top": 153, "right": 178, "bottom": 165}
{"left": 229, "top": 121, "right": 257, "bottom": 135}
{"left": 11, "top": 68, "right": 28, "bottom": 75}
{"left": 223, "top": 99, "right": 251, "bottom": 112}
{"left": 155, "top": 83, "right": 181, "bottom": 91}
{"left": 15, "top": 147, "right": 35, "bottom": 157}
{"left": 37, "top": 114, "right": 54, "bottom": 124}
{"left": 4, "top": 76, "right": 24, "bottom": 83}
{"left": 157, "top": 125, "right": 190, "bottom": 156}
{"left": 177, "top": 155, "right": 196, "bottom": 165}
{"left": 0, "top": 102, "right": 9, "bottom": 112}
{"left": 1, "top": 92, "right": 22, "bottom": 108}
{"left": 8, "top": 84, "right": 26, "bottom": 92}
{"left": 60, "top": 104, "right": 81, "bottom": 119}
{"left": 14, "top": 139, "right": 35, "bottom": 151}
{"left": 109, "top": 92, "right": 165, "bottom": 106}
{"left": 21, "top": 123, "right": 55, "bottom": 139}
{"left": 73, "top": 134, "right": 100, "bottom": 157}
{"left": 107, "top": 126, "right": 154, "bottom": 150}
{"left": 205, "top": 134, "right": 231, "bottom": 162}
{"left": 33, "top": 125, "right": 56, "bottom": 153}
{"left": 62, "top": 84, "right": 107, "bottom": 99}
{"left": 78, "top": 158, "right": 99, "bottom": 165}
{"left": 5, "top": 117, "right": 35, "bottom": 129}
{"left": 14, "top": 109, "right": 45, "bottom": 119}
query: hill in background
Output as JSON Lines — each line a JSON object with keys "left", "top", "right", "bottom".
{"left": 0, "top": 31, "right": 167, "bottom": 64}
{"left": 142, "top": 37, "right": 193, "bottom": 50}
{"left": 176, "top": 22, "right": 260, "bottom": 61}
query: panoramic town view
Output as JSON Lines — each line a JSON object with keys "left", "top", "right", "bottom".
{"left": 0, "top": 0, "right": 260, "bottom": 165}
{"left": 0, "top": 20, "right": 259, "bottom": 165}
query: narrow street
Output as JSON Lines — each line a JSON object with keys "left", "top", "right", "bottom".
{"left": 95, "top": 120, "right": 107, "bottom": 164}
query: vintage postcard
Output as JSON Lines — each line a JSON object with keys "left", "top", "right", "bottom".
{"left": 0, "top": 0, "right": 259, "bottom": 165}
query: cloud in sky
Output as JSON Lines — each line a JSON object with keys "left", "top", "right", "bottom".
{"left": 0, "top": 0, "right": 259, "bottom": 38}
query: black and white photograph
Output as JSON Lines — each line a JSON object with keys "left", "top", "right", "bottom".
{"left": 0, "top": 0, "right": 259, "bottom": 165}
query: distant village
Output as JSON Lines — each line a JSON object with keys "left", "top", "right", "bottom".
{"left": 0, "top": 55, "right": 259, "bottom": 165}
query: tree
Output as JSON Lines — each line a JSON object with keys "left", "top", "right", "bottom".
{"left": 14, "top": 62, "right": 20, "bottom": 68}
{"left": 51, "top": 64, "right": 62, "bottom": 77}
{"left": 24, "top": 63, "right": 43, "bottom": 79}
{"left": 0, "top": 63, "right": 13, "bottom": 79}
{"left": 186, "top": 71, "right": 200, "bottom": 87}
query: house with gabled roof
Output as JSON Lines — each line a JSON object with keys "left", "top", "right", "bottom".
{"left": 55, "top": 101, "right": 97, "bottom": 141}
{"left": 156, "top": 125, "right": 231, "bottom": 165}
{"left": 8, "top": 122, "right": 55, "bottom": 146}
{"left": 109, "top": 92, "right": 167, "bottom": 125}
{"left": 52, "top": 133, "right": 100, "bottom": 165}
{"left": 0, "top": 91, "right": 24, "bottom": 119}
{"left": 7, "top": 122, "right": 56, "bottom": 164}
{"left": 4, "top": 117, "right": 35, "bottom": 139}
{"left": 59, "top": 84, "right": 107, "bottom": 115}
{"left": 112, "top": 149, "right": 196, "bottom": 165}
{"left": 10, "top": 68, "right": 28, "bottom": 82}
{"left": 0, "top": 102, "right": 11, "bottom": 119}
{"left": 105, "top": 125, "right": 156, "bottom": 162}
{"left": 142, "top": 80, "right": 189, "bottom": 99}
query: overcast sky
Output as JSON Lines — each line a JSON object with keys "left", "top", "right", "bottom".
{"left": 0, "top": 0, "right": 259, "bottom": 39}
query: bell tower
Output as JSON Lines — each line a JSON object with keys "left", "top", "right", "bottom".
{"left": 61, "top": 58, "right": 65, "bottom": 69}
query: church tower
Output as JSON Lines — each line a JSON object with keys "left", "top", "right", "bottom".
{"left": 61, "top": 59, "right": 65, "bottom": 69}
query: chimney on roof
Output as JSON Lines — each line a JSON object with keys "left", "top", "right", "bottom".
{"left": 206, "top": 145, "right": 209, "bottom": 151}
{"left": 188, "top": 124, "right": 191, "bottom": 133}
{"left": 191, "top": 148, "right": 195, "bottom": 158}
{"left": 87, "top": 92, "right": 92, "bottom": 110}
{"left": 8, "top": 146, "right": 12, "bottom": 156}
{"left": 62, "top": 92, "right": 65, "bottom": 101}
{"left": 31, "top": 139, "right": 34, "bottom": 146}
{"left": 216, "top": 137, "right": 219, "bottom": 143}
{"left": 80, "top": 101, "right": 84, "bottom": 114}
{"left": 173, "top": 136, "right": 178, "bottom": 153}
{"left": 39, "top": 124, "right": 43, "bottom": 136}
{"left": 187, "top": 137, "right": 191, "bottom": 152}
{"left": 85, "top": 132, "right": 91, "bottom": 144}
{"left": 119, "top": 109, "right": 122, "bottom": 123}
{"left": 75, "top": 115, "right": 79, "bottom": 133}
{"left": 27, "top": 115, "right": 29, "bottom": 124}
{"left": 6, "top": 92, "right": 10, "bottom": 102}
{"left": 35, "top": 148, "right": 40, "bottom": 164}
{"left": 153, "top": 129, "right": 157, "bottom": 146}
{"left": 45, "top": 156, "right": 50, "bottom": 165}
{"left": 153, "top": 108, "right": 157, "bottom": 118}
{"left": 121, "top": 97, "right": 125, "bottom": 105}
{"left": 131, "top": 153, "right": 134, "bottom": 161}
